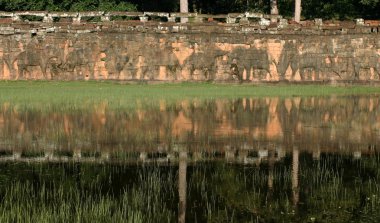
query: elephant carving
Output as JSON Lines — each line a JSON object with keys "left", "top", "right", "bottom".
{"left": 352, "top": 51, "right": 380, "bottom": 80}
{"left": 277, "top": 41, "right": 334, "bottom": 81}
{"left": 15, "top": 49, "right": 47, "bottom": 79}
{"left": 63, "top": 48, "right": 94, "bottom": 79}
{"left": 229, "top": 47, "right": 274, "bottom": 81}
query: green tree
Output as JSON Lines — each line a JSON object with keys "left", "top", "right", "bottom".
{"left": 1, "top": 0, "right": 380, "bottom": 19}
{"left": 68, "top": 0, "right": 137, "bottom": 12}
{"left": 0, "top": 0, "right": 136, "bottom": 12}
{"left": 360, "top": 0, "right": 379, "bottom": 6}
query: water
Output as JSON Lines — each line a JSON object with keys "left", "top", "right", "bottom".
{"left": 0, "top": 96, "right": 379, "bottom": 222}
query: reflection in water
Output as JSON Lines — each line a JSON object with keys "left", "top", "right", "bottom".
{"left": 292, "top": 148, "right": 299, "bottom": 206}
{"left": 0, "top": 151, "right": 379, "bottom": 222}
{"left": 0, "top": 96, "right": 380, "bottom": 222}
{"left": 1, "top": 96, "right": 380, "bottom": 154}
{"left": 178, "top": 151, "right": 187, "bottom": 223}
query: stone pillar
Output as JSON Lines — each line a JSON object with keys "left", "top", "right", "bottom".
{"left": 168, "top": 17, "right": 176, "bottom": 23}
{"left": 314, "top": 18, "right": 323, "bottom": 27}
{"left": 167, "top": 152, "right": 175, "bottom": 161}
{"left": 276, "top": 146, "right": 285, "bottom": 159}
{"left": 101, "top": 15, "right": 110, "bottom": 22}
{"left": 312, "top": 149, "right": 321, "bottom": 160}
{"left": 73, "top": 149, "right": 81, "bottom": 159}
{"left": 270, "top": 0, "right": 279, "bottom": 17}
{"left": 278, "top": 19, "right": 288, "bottom": 28}
{"left": 353, "top": 151, "right": 362, "bottom": 159}
{"left": 270, "top": 0, "right": 279, "bottom": 23}
{"left": 139, "top": 152, "right": 147, "bottom": 161}
{"left": 239, "top": 17, "right": 249, "bottom": 25}
{"left": 12, "top": 15, "right": 21, "bottom": 22}
{"left": 192, "top": 151, "right": 203, "bottom": 161}
{"left": 225, "top": 149, "right": 235, "bottom": 161}
{"left": 139, "top": 16, "right": 148, "bottom": 22}
{"left": 259, "top": 18, "right": 271, "bottom": 26}
{"left": 13, "top": 151, "right": 21, "bottom": 159}
{"left": 43, "top": 15, "right": 53, "bottom": 23}
{"left": 226, "top": 17, "right": 236, "bottom": 24}
{"left": 193, "top": 16, "right": 203, "bottom": 23}
{"left": 73, "top": 16, "right": 81, "bottom": 24}
{"left": 258, "top": 149, "right": 268, "bottom": 159}
{"left": 356, "top": 18, "right": 365, "bottom": 26}
{"left": 238, "top": 150, "right": 248, "bottom": 164}
{"left": 101, "top": 151, "right": 110, "bottom": 160}
{"left": 45, "top": 150, "right": 54, "bottom": 159}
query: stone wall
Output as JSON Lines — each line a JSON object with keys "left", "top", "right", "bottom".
{"left": 0, "top": 18, "right": 379, "bottom": 82}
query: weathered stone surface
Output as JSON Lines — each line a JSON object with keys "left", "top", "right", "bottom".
{"left": 0, "top": 21, "right": 380, "bottom": 82}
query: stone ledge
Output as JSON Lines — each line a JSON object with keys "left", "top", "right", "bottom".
{"left": 0, "top": 21, "right": 379, "bottom": 36}
{"left": 0, "top": 11, "right": 376, "bottom": 29}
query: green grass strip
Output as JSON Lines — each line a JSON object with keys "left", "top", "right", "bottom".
{"left": 0, "top": 81, "right": 379, "bottom": 109}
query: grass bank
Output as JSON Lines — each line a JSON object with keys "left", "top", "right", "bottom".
{"left": 0, "top": 81, "right": 379, "bottom": 109}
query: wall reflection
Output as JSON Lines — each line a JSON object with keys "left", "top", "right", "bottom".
{"left": 0, "top": 96, "right": 379, "bottom": 155}
{"left": 178, "top": 151, "right": 187, "bottom": 223}
{"left": 1, "top": 96, "right": 380, "bottom": 222}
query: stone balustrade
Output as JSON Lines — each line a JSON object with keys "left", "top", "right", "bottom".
{"left": 0, "top": 11, "right": 378, "bottom": 36}
{"left": 0, "top": 11, "right": 250, "bottom": 24}
{"left": 0, "top": 11, "right": 377, "bottom": 28}
{"left": 0, "top": 145, "right": 370, "bottom": 164}
{"left": 0, "top": 11, "right": 225, "bottom": 23}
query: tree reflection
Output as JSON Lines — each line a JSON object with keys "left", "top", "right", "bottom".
{"left": 178, "top": 151, "right": 187, "bottom": 223}
{"left": 292, "top": 147, "right": 299, "bottom": 206}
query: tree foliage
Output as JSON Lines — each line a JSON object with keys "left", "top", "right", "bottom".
{"left": 279, "top": 0, "right": 380, "bottom": 19}
{"left": 0, "top": 0, "right": 137, "bottom": 12}
{"left": 0, "top": 0, "right": 379, "bottom": 19}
